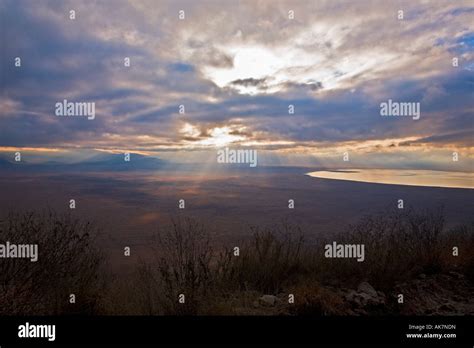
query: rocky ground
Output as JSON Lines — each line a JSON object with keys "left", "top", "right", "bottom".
{"left": 240, "top": 271, "right": 474, "bottom": 316}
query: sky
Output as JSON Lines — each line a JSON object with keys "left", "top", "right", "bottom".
{"left": 0, "top": 0, "right": 473, "bottom": 171}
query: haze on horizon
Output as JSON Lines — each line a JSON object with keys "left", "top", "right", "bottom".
{"left": 0, "top": 0, "right": 473, "bottom": 173}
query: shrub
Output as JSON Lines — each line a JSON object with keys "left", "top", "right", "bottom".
{"left": 0, "top": 211, "right": 105, "bottom": 315}
{"left": 225, "top": 223, "right": 305, "bottom": 293}
{"left": 153, "top": 218, "right": 213, "bottom": 315}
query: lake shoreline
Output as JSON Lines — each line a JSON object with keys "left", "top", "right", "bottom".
{"left": 307, "top": 169, "right": 474, "bottom": 190}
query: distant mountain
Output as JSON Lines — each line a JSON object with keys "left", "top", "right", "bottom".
{"left": 0, "top": 154, "right": 168, "bottom": 172}
{"left": 75, "top": 153, "right": 167, "bottom": 170}
{"left": 0, "top": 153, "right": 312, "bottom": 174}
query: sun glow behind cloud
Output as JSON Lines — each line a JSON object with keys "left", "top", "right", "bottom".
{"left": 199, "top": 24, "right": 409, "bottom": 95}
{"left": 180, "top": 123, "right": 247, "bottom": 147}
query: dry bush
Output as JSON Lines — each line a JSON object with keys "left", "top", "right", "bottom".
{"left": 0, "top": 211, "right": 105, "bottom": 315}
{"left": 440, "top": 222, "right": 474, "bottom": 281}
{"left": 130, "top": 208, "right": 473, "bottom": 315}
{"left": 288, "top": 281, "right": 347, "bottom": 316}
{"left": 133, "top": 219, "right": 305, "bottom": 314}
{"left": 2, "top": 206, "right": 470, "bottom": 316}
{"left": 151, "top": 218, "right": 214, "bottom": 315}
{"left": 224, "top": 223, "right": 305, "bottom": 294}
{"left": 315, "top": 206, "right": 448, "bottom": 290}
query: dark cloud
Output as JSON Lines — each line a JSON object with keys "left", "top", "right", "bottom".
{"left": 281, "top": 81, "right": 324, "bottom": 91}
{"left": 230, "top": 78, "right": 267, "bottom": 88}
{"left": 401, "top": 130, "right": 474, "bottom": 147}
{"left": 187, "top": 42, "right": 234, "bottom": 68}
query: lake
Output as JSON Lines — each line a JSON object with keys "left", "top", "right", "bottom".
{"left": 306, "top": 169, "right": 474, "bottom": 189}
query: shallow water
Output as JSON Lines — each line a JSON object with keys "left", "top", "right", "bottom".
{"left": 306, "top": 169, "right": 474, "bottom": 189}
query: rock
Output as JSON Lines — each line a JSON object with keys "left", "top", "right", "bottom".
{"left": 419, "top": 273, "right": 426, "bottom": 279}
{"left": 345, "top": 290, "right": 362, "bottom": 306}
{"left": 345, "top": 290, "right": 358, "bottom": 300}
{"left": 358, "top": 292, "right": 372, "bottom": 306}
{"left": 357, "top": 282, "right": 378, "bottom": 298}
{"left": 259, "top": 295, "right": 278, "bottom": 307}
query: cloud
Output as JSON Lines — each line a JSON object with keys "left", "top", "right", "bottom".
{"left": 0, "top": 0, "right": 472, "bottom": 171}
{"left": 400, "top": 130, "right": 474, "bottom": 148}
{"left": 231, "top": 77, "right": 267, "bottom": 87}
